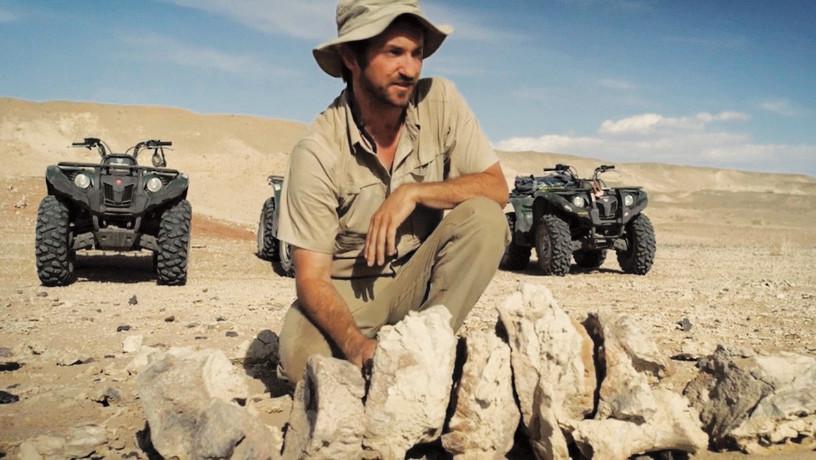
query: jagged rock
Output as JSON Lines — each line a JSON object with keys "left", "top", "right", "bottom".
{"left": 122, "top": 335, "right": 143, "bottom": 353}
{"left": 282, "top": 355, "right": 366, "bottom": 459}
{"left": 442, "top": 331, "right": 519, "bottom": 458}
{"left": 364, "top": 305, "right": 457, "bottom": 459}
{"left": 126, "top": 345, "right": 160, "bottom": 373}
{"left": 584, "top": 313, "right": 658, "bottom": 423}
{"left": 685, "top": 346, "right": 816, "bottom": 453}
{"left": 136, "top": 347, "right": 251, "bottom": 459}
{"left": 55, "top": 351, "right": 93, "bottom": 366}
{"left": 17, "top": 424, "right": 106, "bottom": 460}
{"left": 573, "top": 390, "right": 708, "bottom": 460}
{"left": 496, "top": 283, "right": 595, "bottom": 457}
{"left": 194, "top": 399, "right": 280, "bottom": 459}
{"left": 584, "top": 312, "right": 672, "bottom": 379}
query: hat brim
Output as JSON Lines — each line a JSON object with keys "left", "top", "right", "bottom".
{"left": 313, "top": 11, "right": 453, "bottom": 78}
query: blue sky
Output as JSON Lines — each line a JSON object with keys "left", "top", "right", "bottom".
{"left": 1, "top": 0, "right": 814, "bottom": 175}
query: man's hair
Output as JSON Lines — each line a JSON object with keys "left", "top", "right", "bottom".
{"left": 341, "top": 40, "right": 369, "bottom": 84}
{"left": 340, "top": 14, "right": 425, "bottom": 84}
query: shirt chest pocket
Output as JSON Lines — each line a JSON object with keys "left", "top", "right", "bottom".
{"left": 408, "top": 152, "right": 447, "bottom": 184}
{"left": 338, "top": 181, "right": 386, "bottom": 235}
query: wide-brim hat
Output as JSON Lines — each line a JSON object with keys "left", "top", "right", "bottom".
{"left": 314, "top": 0, "right": 454, "bottom": 78}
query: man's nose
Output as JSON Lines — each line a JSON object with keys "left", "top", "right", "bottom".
{"left": 399, "top": 54, "right": 421, "bottom": 79}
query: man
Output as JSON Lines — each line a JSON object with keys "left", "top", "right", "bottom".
{"left": 277, "top": 0, "right": 509, "bottom": 383}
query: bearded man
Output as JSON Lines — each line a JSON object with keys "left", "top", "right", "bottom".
{"left": 277, "top": 0, "right": 509, "bottom": 382}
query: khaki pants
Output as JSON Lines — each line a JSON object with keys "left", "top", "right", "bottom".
{"left": 278, "top": 197, "right": 509, "bottom": 382}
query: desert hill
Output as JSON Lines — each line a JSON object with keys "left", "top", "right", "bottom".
{"left": 3, "top": 97, "right": 814, "bottom": 226}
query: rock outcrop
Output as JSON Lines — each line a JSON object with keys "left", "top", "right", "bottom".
{"left": 282, "top": 355, "right": 366, "bottom": 460}
{"left": 137, "top": 347, "right": 279, "bottom": 460}
{"left": 364, "top": 305, "right": 457, "bottom": 459}
{"left": 685, "top": 346, "right": 816, "bottom": 453}
{"left": 496, "top": 283, "right": 596, "bottom": 458}
{"left": 442, "top": 331, "right": 519, "bottom": 458}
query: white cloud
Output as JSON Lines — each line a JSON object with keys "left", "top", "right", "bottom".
{"left": 495, "top": 110, "right": 815, "bottom": 174}
{"left": 123, "top": 34, "right": 294, "bottom": 79}
{"left": 0, "top": 7, "right": 18, "bottom": 22}
{"left": 164, "top": 0, "right": 335, "bottom": 40}
{"left": 599, "top": 111, "right": 748, "bottom": 135}
{"left": 760, "top": 98, "right": 799, "bottom": 117}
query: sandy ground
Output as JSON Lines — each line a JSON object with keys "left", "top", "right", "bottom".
{"left": 1, "top": 98, "right": 815, "bottom": 458}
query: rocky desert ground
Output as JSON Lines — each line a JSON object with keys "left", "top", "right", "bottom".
{"left": 1, "top": 97, "right": 815, "bottom": 458}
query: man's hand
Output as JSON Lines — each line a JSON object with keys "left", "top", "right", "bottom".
{"left": 345, "top": 335, "right": 378, "bottom": 368}
{"left": 365, "top": 184, "right": 417, "bottom": 266}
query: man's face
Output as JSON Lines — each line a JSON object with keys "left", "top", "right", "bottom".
{"left": 355, "top": 20, "right": 424, "bottom": 108}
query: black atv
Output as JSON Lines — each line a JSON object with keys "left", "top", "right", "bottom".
{"left": 501, "top": 164, "right": 655, "bottom": 276}
{"left": 35, "top": 138, "right": 191, "bottom": 286}
{"left": 256, "top": 175, "right": 293, "bottom": 277}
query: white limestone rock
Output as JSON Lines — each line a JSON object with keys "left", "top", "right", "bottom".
{"left": 364, "top": 305, "right": 457, "bottom": 459}
{"left": 496, "top": 283, "right": 595, "bottom": 458}
{"left": 442, "top": 331, "right": 519, "bottom": 458}
{"left": 282, "top": 355, "right": 366, "bottom": 460}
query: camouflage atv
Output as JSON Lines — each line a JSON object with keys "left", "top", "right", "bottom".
{"left": 501, "top": 164, "right": 655, "bottom": 276}
{"left": 256, "top": 175, "right": 294, "bottom": 277}
{"left": 35, "top": 138, "right": 191, "bottom": 286}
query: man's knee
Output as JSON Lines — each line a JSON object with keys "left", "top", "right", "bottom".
{"left": 449, "top": 197, "right": 509, "bottom": 245}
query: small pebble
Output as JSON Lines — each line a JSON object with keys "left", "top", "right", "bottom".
{"left": 36, "top": 292, "right": 48, "bottom": 298}
{"left": 116, "top": 325, "right": 132, "bottom": 332}
{"left": 164, "top": 316, "right": 175, "bottom": 323}
{"left": 128, "top": 295, "right": 138, "bottom": 305}
{"left": 0, "top": 347, "right": 12, "bottom": 358}
{"left": 225, "top": 331, "right": 238, "bottom": 338}
{"left": 677, "top": 317, "right": 693, "bottom": 332}
{"left": 194, "top": 336, "right": 208, "bottom": 340}
{"left": 216, "top": 316, "right": 226, "bottom": 322}
{"left": 0, "top": 390, "right": 19, "bottom": 404}
{"left": 0, "top": 362, "right": 22, "bottom": 372}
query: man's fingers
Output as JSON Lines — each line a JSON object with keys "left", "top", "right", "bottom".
{"left": 386, "top": 222, "right": 398, "bottom": 257}
{"left": 376, "top": 216, "right": 388, "bottom": 266}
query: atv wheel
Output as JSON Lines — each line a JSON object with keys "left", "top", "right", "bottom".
{"left": 257, "top": 197, "right": 279, "bottom": 261}
{"left": 35, "top": 196, "right": 75, "bottom": 286}
{"left": 500, "top": 213, "right": 530, "bottom": 270}
{"left": 278, "top": 241, "right": 294, "bottom": 277}
{"left": 535, "top": 214, "right": 572, "bottom": 276}
{"left": 156, "top": 200, "right": 192, "bottom": 285}
{"left": 616, "top": 213, "right": 656, "bottom": 275}
{"left": 573, "top": 249, "right": 607, "bottom": 269}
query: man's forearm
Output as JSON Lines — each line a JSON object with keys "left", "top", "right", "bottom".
{"left": 296, "top": 277, "right": 368, "bottom": 359}
{"left": 410, "top": 163, "right": 508, "bottom": 210}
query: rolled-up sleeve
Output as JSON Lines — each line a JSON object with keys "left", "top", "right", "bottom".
{"left": 442, "top": 80, "right": 499, "bottom": 175}
{"left": 277, "top": 138, "right": 339, "bottom": 254}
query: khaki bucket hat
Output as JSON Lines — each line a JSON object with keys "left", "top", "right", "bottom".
{"left": 314, "top": 0, "right": 454, "bottom": 78}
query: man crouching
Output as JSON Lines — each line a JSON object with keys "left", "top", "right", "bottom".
{"left": 277, "top": 0, "right": 509, "bottom": 383}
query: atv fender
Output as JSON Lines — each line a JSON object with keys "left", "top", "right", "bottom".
{"left": 532, "top": 193, "right": 584, "bottom": 227}
{"left": 45, "top": 165, "right": 92, "bottom": 209}
{"left": 143, "top": 176, "right": 189, "bottom": 213}
{"left": 618, "top": 192, "right": 648, "bottom": 225}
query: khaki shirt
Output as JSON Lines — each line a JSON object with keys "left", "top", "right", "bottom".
{"left": 277, "top": 77, "right": 498, "bottom": 279}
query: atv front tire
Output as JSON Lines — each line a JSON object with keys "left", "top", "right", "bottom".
{"left": 573, "top": 249, "right": 607, "bottom": 269}
{"left": 257, "top": 197, "right": 279, "bottom": 261}
{"left": 278, "top": 241, "right": 294, "bottom": 277}
{"left": 156, "top": 200, "right": 192, "bottom": 285}
{"left": 35, "top": 196, "right": 75, "bottom": 286}
{"left": 500, "top": 213, "right": 530, "bottom": 271}
{"left": 535, "top": 214, "right": 572, "bottom": 276}
{"left": 616, "top": 213, "right": 656, "bottom": 275}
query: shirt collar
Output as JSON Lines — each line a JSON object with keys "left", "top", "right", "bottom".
{"left": 342, "top": 86, "right": 421, "bottom": 156}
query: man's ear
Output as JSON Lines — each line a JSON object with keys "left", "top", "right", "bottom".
{"left": 338, "top": 45, "right": 359, "bottom": 74}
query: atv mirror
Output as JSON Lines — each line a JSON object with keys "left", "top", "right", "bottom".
{"left": 151, "top": 151, "right": 166, "bottom": 168}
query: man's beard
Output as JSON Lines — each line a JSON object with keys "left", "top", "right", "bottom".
{"left": 360, "top": 73, "right": 416, "bottom": 109}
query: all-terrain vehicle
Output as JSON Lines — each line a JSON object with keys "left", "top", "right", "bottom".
{"left": 35, "top": 138, "right": 191, "bottom": 286}
{"left": 501, "top": 164, "right": 655, "bottom": 276}
{"left": 257, "top": 175, "right": 294, "bottom": 277}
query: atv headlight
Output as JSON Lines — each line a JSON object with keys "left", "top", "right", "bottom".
{"left": 623, "top": 194, "right": 634, "bottom": 207}
{"left": 273, "top": 182, "right": 282, "bottom": 192}
{"left": 571, "top": 195, "right": 585, "bottom": 208}
{"left": 146, "top": 176, "right": 163, "bottom": 193}
{"left": 73, "top": 173, "right": 91, "bottom": 189}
